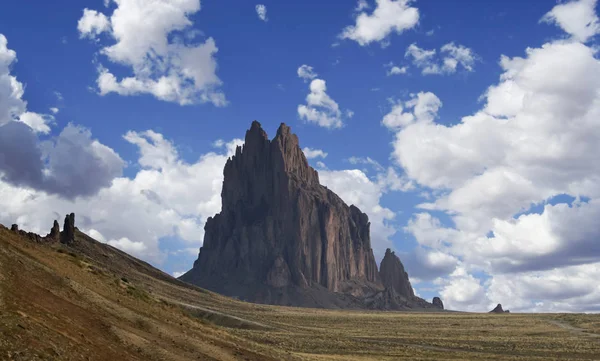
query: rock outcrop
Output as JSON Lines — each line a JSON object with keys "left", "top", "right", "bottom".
{"left": 432, "top": 297, "right": 444, "bottom": 310}
{"left": 379, "top": 249, "right": 414, "bottom": 299}
{"left": 47, "top": 220, "right": 61, "bottom": 242}
{"left": 181, "top": 121, "right": 381, "bottom": 307}
{"left": 490, "top": 304, "right": 507, "bottom": 313}
{"left": 61, "top": 213, "right": 75, "bottom": 245}
{"left": 6, "top": 214, "right": 77, "bottom": 245}
{"left": 181, "top": 121, "right": 442, "bottom": 310}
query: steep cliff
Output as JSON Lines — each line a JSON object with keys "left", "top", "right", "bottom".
{"left": 379, "top": 248, "right": 415, "bottom": 299}
{"left": 181, "top": 121, "right": 381, "bottom": 307}
{"left": 182, "top": 121, "right": 441, "bottom": 310}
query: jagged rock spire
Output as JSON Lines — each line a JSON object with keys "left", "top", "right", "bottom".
{"left": 182, "top": 121, "right": 380, "bottom": 306}
{"left": 48, "top": 220, "right": 60, "bottom": 242}
{"left": 61, "top": 213, "right": 75, "bottom": 245}
{"left": 379, "top": 248, "right": 415, "bottom": 299}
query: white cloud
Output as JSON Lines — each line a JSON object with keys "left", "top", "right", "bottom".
{"left": 302, "top": 147, "right": 328, "bottom": 159}
{"left": 541, "top": 0, "right": 600, "bottom": 42}
{"left": 387, "top": 65, "right": 407, "bottom": 76}
{"left": 256, "top": 4, "right": 268, "bottom": 22}
{"left": 392, "top": 19, "right": 600, "bottom": 310}
{"left": 78, "top": 0, "right": 225, "bottom": 106}
{"left": 172, "top": 271, "right": 185, "bottom": 278}
{"left": 0, "top": 134, "right": 241, "bottom": 264}
{"left": 107, "top": 237, "right": 148, "bottom": 258}
{"left": 348, "top": 156, "right": 384, "bottom": 172}
{"left": 340, "top": 0, "right": 419, "bottom": 46}
{"left": 297, "top": 65, "right": 318, "bottom": 82}
{"left": 298, "top": 79, "right": 347, "bottom": 129}
{"left": 355, "top": 0, "right": 370, "bottom": 12}
{"left": 437, "top": 267, "right": 488, "bottom": 312}
{"left": 1, "top": 33, "right": 122, "bottom": 199}
{"left": 77, "top": 9, "right": 110, "bottom": 39}
{"left": 50, "top": 107, "right": 59, "bottom": 114}
{"left": 405, "top": 42, "right": 477, "bottom": 75}
{"left": 0, "top": 34, "right": 26, "bottom": 126}
{"left": 382, "top": 92, "right": 441, "bottom": 130}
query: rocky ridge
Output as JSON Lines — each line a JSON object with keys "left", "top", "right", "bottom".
{"left": 9, "top": 213, "right": 77, "bottom": 245}
{"left": 181, "top": 121, "right": 443, "bottom": 310}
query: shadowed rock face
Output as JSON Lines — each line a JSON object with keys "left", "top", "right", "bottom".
{"left": 379, "top": 249, "right": 414, "bottom": 299}
{"left": 61, "top": 213, "right": 75, "bottom": 245}
{"left": 182, "top": 122, "right": 379, "bottom": 304}
{"left": 433, "top": 297, "right": 444, "bottom": 310}
{"left": 490, "top": 304, "right": 505, "bottom": 313}
{"left": 47, "top": 220, "right": 60, "bottom": 242}
{"left": 181, "top": 121, "right": 442, "bottom": 310}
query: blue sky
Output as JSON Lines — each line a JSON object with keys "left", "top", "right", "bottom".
{"left": 1, "top": 0, "right": 600, "bottom": 312}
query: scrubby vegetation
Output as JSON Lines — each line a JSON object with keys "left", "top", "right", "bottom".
{"left": 1, "top": 225, "right": 600, "bottom": 360}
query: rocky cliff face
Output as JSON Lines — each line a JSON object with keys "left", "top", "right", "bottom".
{"left": 379, "top": 249, "right": 414, "bottom": 299}
{"left": 182, "top": 122, "right": 380, "bottom": 306}
{"left": 61, "top": 213, "right": 75, "bottom": 245}
{"left": 182, "top": 121, "right": 442, "bottom": 310}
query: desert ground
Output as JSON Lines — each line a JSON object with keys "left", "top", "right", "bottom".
{"left": 1, "top": 226, "right": 600, "bottom": 361}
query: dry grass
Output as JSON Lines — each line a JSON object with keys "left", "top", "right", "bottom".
{"left": 1, "top": 226, "right": 600, "bottom": 360}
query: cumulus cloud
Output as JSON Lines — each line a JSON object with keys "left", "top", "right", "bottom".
{"left": 0, "top": 33, "right": 123, "bottom": 199}
{"left": 297, "top": 79, "right": 348, "bottom": 129}
{"left": 0, "top": 35, "right": 52, "bottom": 133}
{"left": 297, "top": 65, "right": 318, "bottom": 82}
{"left": 541, "top": 0, "right": 599, "bottom": 42}
{"left": 391, "top": 15, "right": 600, "bottom": 311}
{"left": 77, "top": 9, "right": 110, "bottom": 39}
{"left": 302, "top": 147, "right": 328, "bottom": 159}
{"left": 405, "top": 42, "right": 478, "bottom": 75}
{"left": 340, "top": 0, "right": 419, "bottom": 46}
{"left": 355, "top": 0, "right": 370, "bottom": 12}
{"left": 386, "top": 65, "right": 407, "bottom": 76}
{"left": 0, "top": 134, "right": 241, "bottom": 264}
{"left": 78, "top": 0, "right": 226, "bottom": 106}
{"left": 382, "top": 91, "right": 441, "bottom": 130}
{"left": 18, "top": 112, "right": 53, "bottom": 134}
{"left": 255, "top": 4, "right": 268, "bottom": 22}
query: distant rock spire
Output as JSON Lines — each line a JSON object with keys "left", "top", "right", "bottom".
{"left": 379, "top": 248, "right": 415, "bottom": 299}
{"left": 48, "top": 220, "right": 60, "bottom": 242}
{"left": 60, "top": 213, "right": 75, "bottom": 245}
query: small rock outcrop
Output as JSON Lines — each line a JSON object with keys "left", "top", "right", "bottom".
{"left": 432, "top": 297, "right": 444, "bottom": 310}
{"left": 490, "top": 304, "right": 505, "bottom": 313}
{"left": 379, "top": 249, "right": 414, "bottom": 299}
{"left": 60, "top": 213, "right": 76, "bottom": 245}
{"left": 47, "top": 220, "right": 61, "bottom": 242}
{"left": 7, "top": 216, "right": 76, "bottom": 244}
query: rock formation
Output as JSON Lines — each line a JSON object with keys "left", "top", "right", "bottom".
{"left": 61, "top": 213, "right": 75, "bottom": 245}
{"left": 379, "top": 249, "right": 414, "bottom": 299}
{"left": 181, "top": 121, "right": 442, "bottom": 310}
{"left": 432, "top": 297, "right": 444, "bottom": 310}
{"left": 47, "top": 220, "right": 60, "bottom": 242}
{"left": 181, "top": 121, "right": 382, "bottom": 307}
{"left": 490, "top": 304, "right": 506, "bottom": 313}
{"left": 7, "top": 214, "right": 77, "bottom": 245}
